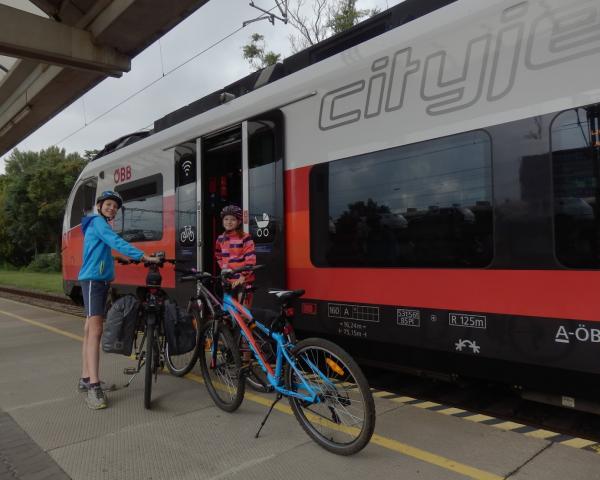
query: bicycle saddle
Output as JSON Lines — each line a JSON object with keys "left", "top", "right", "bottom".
{"left": 267, "top": 289, "right": 305, "bottom": 303}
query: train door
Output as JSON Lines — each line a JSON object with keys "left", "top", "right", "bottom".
{"left": 174, "top": 141, "right": 198, "bottom": 302}
{"left": 244, "top": 111, "right": 285, "bottom": 308}
{"left": 201, "top": 126, "right": 244, "bottom": 275}
{"left": 198, "top": 110, "right": 285, "bottom": 308}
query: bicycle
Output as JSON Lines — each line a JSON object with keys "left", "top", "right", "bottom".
{"left": 182, "top": 265, "right": 376, "bottom": 455}
{"left": 117, "top": 253, "right": 176, "bottom": 409}
{"left": 179, "top": 272, "right": 296, "bottom": 393}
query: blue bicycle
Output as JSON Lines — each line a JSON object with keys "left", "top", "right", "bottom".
{"left": 182, "top": 265, "right": 376, "bottom": 455}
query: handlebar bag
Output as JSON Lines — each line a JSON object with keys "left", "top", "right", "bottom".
{"left": 102, "top": 294, "right": 139, "bottom": 356}
{"left": 164, "top": 300, "right": 197, "bottom": 355}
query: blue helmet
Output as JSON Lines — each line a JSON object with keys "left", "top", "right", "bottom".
{"left": 96, "top": 190, "right": 123, "bottom": 209}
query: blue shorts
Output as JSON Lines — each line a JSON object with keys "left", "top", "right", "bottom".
{"left": 81, "top": 280, "right": 110, "bottom": 317}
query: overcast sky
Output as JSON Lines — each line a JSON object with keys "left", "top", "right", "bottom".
{"left": 0, "top": 0, "right": 400, "bottom": 173}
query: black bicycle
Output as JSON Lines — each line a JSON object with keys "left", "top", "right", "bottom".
{"left": 118, "top": 253, "right": 176, "bottom": 409}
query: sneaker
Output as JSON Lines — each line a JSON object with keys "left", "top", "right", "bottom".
{"left": 86, "top": 385, "right": 108, "bottom": 410}
{"left": 78, "top": 379, "right": 116, "bottom": 393}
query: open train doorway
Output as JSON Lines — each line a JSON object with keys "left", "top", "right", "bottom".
{"left": 201, "top": 126, "right": 243, "bottom": 275}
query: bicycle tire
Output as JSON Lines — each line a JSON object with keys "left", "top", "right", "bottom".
{"left": 198, "top": 320, "right": 245, "bottom": 412}
{"left": 244, "top": 322, "right": 296, "bottom": 393}
{"left": 285, "top": 338, "right": 376, "bottom": 455}
{"left": 144, "top": 323, "right": 155, "bottom": 410}
{"left": 165, "top": 308, "right": 203, "bottom": 377}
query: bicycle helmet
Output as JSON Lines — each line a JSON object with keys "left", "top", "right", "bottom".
{"left": 220, "top": 204, "right": 243, "bottom": 221}
{"left": 96, "top": 190, "right": 123, "bottom": 209}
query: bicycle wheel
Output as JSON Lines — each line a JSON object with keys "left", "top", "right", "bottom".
{"left": 144, "top": 323, "right": 155, "bottom": 410}
{"left": 285, "top": 338, "right": 376, "bottom": 455}
{"left": 244, "top": 322, "right": 296, "bottom": 393}
{"left": 198, "top": 320, "right": 245, "bottom": 412}
{"left": 165, "top": 308, "right": 202, "bottom": 376}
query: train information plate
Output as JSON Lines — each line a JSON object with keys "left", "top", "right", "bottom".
{"left": 397, "top": 309, "right": 421, "bottom": 327}
{"left": 328, "top": 303, "right": 380, "bottom": 323}
{"left": 449, "top": 313, "right": 487, "bottom": 329}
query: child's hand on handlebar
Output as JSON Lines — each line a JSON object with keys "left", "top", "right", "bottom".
{"left": 231, "top": 277, "right": 245, "bottom": 288}
{"left": 142, "top": 255, "right": 161, "bottom": 264}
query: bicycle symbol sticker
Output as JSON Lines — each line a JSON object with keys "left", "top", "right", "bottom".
{"left": 254, "top": 213, "right": 270, "bottom": 238}
{"left": 179, "top": 225, "right": 195, "bottom": 245}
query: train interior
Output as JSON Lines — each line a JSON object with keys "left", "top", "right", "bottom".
{"left": 201, "top": 127, "right": 243, "bottom": 275}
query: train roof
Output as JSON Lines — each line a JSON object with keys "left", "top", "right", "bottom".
{"left": 94, "top": 0, "right": 456, "bottom": 160}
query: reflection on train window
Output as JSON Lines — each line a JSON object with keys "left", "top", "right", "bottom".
{"left": 310, "top": 131, "right": 493, "bottom": 268}
{"left": 70, "top": 178, "right": 97, "bottom": 228}
{"left": 114, "top": 174, "right": 163, "bottom": 242}
{"left": 552, "top": 105, "right": 600, "bottom": 268}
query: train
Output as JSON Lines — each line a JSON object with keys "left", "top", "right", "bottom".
{"left": 62, "top": 0, "right": 600, "bottom": 408}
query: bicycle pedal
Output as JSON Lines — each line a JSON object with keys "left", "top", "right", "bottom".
{"left": 123, "top": 367, "right": 137, "bottom": 374}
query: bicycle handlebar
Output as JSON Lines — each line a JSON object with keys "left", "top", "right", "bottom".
{"left": 115, "top": 254, "right": 176, "bottom": 267}
{"left": 177, "top": 264, "right": 265, "bottom": 283}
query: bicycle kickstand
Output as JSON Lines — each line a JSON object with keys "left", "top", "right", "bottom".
{"left": 255, "top": 393, "right": 283, "bottom": 439}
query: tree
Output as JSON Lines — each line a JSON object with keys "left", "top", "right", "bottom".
{"left": 242, "top": 0, "right": 380, "bottom": 70}
{"left": 0, "top": 147, "right": 86, "bottom": 266}
{"left": 287, "top": 0, "right": 379, "bottom": 52}
{"left": 242, "top": 33, "right": 281, "bottom": 70}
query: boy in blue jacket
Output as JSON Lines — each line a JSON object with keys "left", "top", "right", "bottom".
{"left": 78, "top": 190, "right": 158, "bottom": 409}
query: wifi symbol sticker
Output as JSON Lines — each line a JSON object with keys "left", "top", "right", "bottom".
{"left": 182, "top": 160, "right": 193, "bottom": 176}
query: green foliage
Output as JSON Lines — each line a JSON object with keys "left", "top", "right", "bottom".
{"left": 0, "top": 269, "right": 63, "bottom": 294}
{"left": 328, "top": 0, "right": 377, "bottom": 34}
{"left": 0, "top": 147, "right": 87, "bottom": 267}
{"left": 242, "top": 33, "right": 281, "bottom": 71}
{"left": 26, "top": 253, "right": 61, "bottom": 273}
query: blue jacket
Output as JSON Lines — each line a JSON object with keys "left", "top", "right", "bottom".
{"left": 78, "top": 215, "right": 144, "bottom": 282}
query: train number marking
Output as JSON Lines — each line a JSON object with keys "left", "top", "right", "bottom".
{"left": 328, "top": 303, "right": 380, "bottom": 323}
{"left": 397, "top": 308, "right": 420, "bottom": 327}
{"left": 337, "top": 320, "right": 368, "bottom": 339}
{"left": 449, "top": 313, "right": 487, "bottom": 329}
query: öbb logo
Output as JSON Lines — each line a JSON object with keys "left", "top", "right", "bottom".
{"left": 114, "top": 166, "right": 132, "bottom": 184}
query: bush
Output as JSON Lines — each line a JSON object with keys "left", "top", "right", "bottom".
{"left": 26, "top": 253, "right": 61, "bottom": 272}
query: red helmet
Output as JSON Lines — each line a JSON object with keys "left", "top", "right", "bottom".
{"left": 220, "top": 204, "right": 243, "bottom": 221}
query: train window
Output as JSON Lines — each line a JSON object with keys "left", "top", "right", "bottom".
{"left": 248, "top": 118, "right": 279, "bottom": 247}
{"left": 114, "top": 174, "right": 163, "bottom": 242}
{"left": 552, "top": 105, "right": 600, "bottom": 268}
{"left": 310, "top": 131, "right": 493, "bottom": 268}
{"left": 70, "top": 178, "right": 97, "bottom": 228}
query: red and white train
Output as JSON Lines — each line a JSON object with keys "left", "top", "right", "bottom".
{"left": 63, "top": 0, "right": 600, "bottom": 404}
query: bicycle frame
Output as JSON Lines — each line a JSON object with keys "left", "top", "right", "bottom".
{"left": 221, "top": 292, "right": 329, "bottom": 404}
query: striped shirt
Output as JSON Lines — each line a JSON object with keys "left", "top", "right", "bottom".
{"left": 215, "top": 230, "right": 256, "bottom": 283}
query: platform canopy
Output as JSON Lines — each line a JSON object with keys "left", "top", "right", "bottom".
{"left": 0, "top": 0, "right": 210, "bottom": 156}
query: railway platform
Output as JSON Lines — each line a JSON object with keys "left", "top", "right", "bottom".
{"left": 0, "top": 296, "right": 599, "bottom": 480}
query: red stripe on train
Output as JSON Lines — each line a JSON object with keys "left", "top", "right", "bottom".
{"left": 287, "top": 267, "right": 600, "bottom": 323}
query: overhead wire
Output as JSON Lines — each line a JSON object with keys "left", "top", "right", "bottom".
{"left": 54, "top": 4, "right": 280, "bottom": 147}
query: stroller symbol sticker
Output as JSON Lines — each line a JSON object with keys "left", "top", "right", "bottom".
{"left": 255, "top": 213, "right": 270, "bottom": 237}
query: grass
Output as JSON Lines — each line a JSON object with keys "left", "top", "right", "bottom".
{"left": 0, "top": 270, "right": 63, "bottom": 294}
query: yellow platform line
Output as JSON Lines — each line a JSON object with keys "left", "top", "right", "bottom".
{"left": 525, "top": 429, "right": 559, "bottom": 439}
{"left": 491, "top": 421, "right": 526, "bottom": 431}
{"left": 0, "top": 309, "right": 83, "bottom": 342}
{"left": 464, "top": 414, "right": 495, "bottom": 423}
{"left": 413, "top": 401, "right": 441, "bottom": 409}
{"left": 390, "top": 396, "right": 416, "bottom": 404}
{"left": 5, "top": 305, "right": 505, "bottom": 480}
{"left": 437, "top": 407, "right": 466, "bottom": 416}
{"left": 560, "top": 438, "right": 598, "bottom": 448}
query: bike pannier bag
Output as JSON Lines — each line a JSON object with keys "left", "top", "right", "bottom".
{"left": 164, "top": 301, "right": 197, "bottom": 355}
{"left": 102, "top": 295, "right": 139, "bottom": 356}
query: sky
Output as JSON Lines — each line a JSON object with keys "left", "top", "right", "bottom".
{"left": 0, "top": 0, "right": 400, "bottom": 173}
